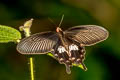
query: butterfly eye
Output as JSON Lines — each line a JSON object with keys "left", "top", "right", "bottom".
{"left": 56, "top": 27, "right": 62, "bottom": 32}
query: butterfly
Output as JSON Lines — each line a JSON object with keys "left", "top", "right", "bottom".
{"left": 17, "top": 23, "right": 109, "bottom": 74}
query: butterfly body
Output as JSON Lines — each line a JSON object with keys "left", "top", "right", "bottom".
{"left": 17, "top": 25, "right": 109, "bottom": 74}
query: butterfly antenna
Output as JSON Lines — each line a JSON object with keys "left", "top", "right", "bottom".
{"left": 58, "top": 14, "right": 64, "bottom": 28}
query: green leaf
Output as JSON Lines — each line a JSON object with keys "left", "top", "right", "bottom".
{"left": 73, "top": 63, "right": 86, "bottom": 70}
{"left": 0, "top": 25, "right": 21, "bottom": 43}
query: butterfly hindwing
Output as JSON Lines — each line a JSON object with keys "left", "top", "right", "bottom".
{"left": 68, "top": 43, "right": 87, "bottom": 70}
{"left": 17, "top": 31, "right": 59, "bottom": 54}
{"left": 53, "top": 40, "right": 72, "bottom": 65}
{"left": 52, "top": 38, "right": 87, "bottom": 73}
{"left": 65, "top": 25, "right": 109, "bottom": 46}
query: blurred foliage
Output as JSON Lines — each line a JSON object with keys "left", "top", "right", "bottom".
{"left": 0, "top": 0, "right": 120, "bottom": 80}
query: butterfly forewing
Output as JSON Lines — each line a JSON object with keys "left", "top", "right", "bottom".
{"left": 17, "top": 31, "right": 59, "bottom": 54}
{"left": 65, "top": 25, "right": 109, "bottom": 46}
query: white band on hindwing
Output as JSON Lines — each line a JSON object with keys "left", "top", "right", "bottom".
{"left": 57, "top": 46, "right": 66, "bottom": 53}
{"left": 69, "top": 44, "right": 79, "bottom": 51}
{"left": 57, "top": 44, "right": 79, "bottom": 54}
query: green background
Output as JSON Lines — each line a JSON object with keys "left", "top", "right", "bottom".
{"left": 0, "top": 0, "right": 120, "bottom": 80}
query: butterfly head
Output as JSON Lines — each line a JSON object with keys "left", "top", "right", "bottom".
{"left": 56, "top": 27, "right": 62, "bottom": 32}
{"left": 56, "top": 27, "right": 64, "bottom": 37}
{"left": 56, "top": 14, "right": 64, "bottom": 33}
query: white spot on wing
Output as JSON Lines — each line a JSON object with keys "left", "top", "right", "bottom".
{"left": 57, "top": 46, "right": 66, "bottom": 53}
{"left": 69, "top": 44, "right": 78, "bottom": 51}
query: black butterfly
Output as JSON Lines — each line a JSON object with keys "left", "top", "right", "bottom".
{"left": 17, "top": 25, "right": 109, "bottom": 74}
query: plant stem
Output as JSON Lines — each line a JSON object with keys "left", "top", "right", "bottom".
{"left": 30, "top": 57, "right": 34, "bottom": 80}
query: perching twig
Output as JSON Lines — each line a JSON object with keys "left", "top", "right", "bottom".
{"left": 19, "top": 19, "right": 34, "bottom": 80}
{"left": 30, "top": 57, "right": 34, "bottom": 80}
